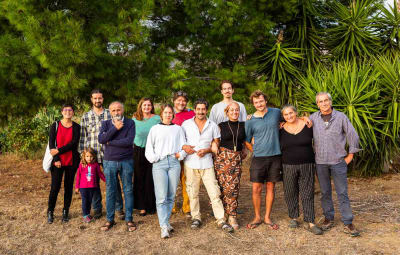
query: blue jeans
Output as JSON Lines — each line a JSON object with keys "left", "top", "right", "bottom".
{"left": 103, "top": 159, "right": 134, "bottom": 222}
{"left": 92, "top": 176, "right": 123, "bottom": 212}
{"left": 316, "top": 160, "right": 354, "bottom": 225}
{"left": 152, "top": 156, "right": 181, "bottom": 228}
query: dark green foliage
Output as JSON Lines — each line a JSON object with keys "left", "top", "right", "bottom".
{"left": 0, "top": 0, "right": 399, "bottom": 175}
{"left": 0, "top": 106, "right": 61, "bottom": 157}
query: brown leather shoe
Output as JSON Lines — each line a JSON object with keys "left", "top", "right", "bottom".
{"left": 321, "top": 218, "right": 334, "bottom": 231}
{"left": 344, "top": 224, "right": 360, "bottom": 237}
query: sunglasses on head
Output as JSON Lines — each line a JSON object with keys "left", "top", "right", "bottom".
{"left": 175, "top": 91, "right": 187, "bottom": 97}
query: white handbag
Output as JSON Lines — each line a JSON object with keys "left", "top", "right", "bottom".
{"left": 42, "top": 122, "right": 59, "bottom": 173}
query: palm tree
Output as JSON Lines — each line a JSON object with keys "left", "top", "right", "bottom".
{"left": 325, "top": 0, "right": 381, "bottom": 61}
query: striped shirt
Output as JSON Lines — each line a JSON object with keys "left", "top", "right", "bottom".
{"left": 310, "top": 109, "right": 361, "bottom": 165}
{"left": 79, "top": 109, "right": 111, "bottom": 163}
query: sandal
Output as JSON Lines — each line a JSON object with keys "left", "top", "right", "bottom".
{"left": 246, "top": 221, "right": 262, "bottom": 229}
{"left": 100, "top": 221, "right": 115, "bottom": 231}
{"left": 264, "top": 221, "right": 279, "bottom": 230}
{"left": 126, "top": 221, "right": 137, "bottom": 232}
{"left": 288, "top": 219, "right": 299, "bottom": 228}
{"left": 305, "top": 224, "right": 323, "bottom": 235}
{"left": 228, "top": 216, "right": 239, "bottom": 230}
{"left": 219, "top": 222, "right": 234, "bottom": 233}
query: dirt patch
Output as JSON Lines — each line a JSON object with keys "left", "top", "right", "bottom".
{"left": 0, "top": 154, "right": 399, "bottom": 255}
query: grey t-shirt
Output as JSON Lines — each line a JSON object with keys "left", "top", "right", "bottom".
{"left": 209, "top": 101, "right": 247, "bottom": 125}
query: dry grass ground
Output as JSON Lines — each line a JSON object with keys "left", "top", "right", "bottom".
{"left": 0, "top": 154, "right": 399, "bottom": 255}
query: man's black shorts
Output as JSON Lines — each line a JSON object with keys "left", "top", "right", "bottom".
{"left": 250, "top": 155, "right": 282, "bottom": 183}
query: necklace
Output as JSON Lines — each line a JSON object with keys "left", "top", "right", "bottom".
{"left": 227, "top": 121, "right": 240, "bottom": 152}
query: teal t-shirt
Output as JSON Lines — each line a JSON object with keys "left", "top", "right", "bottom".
{"left": 133, "top": 115, "right": 161, "bottom": 148}
{"left": 245, "top": 108, "right": 282, "bottom": 157}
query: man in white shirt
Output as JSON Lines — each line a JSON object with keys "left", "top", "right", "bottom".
{"left": 209, "top": 80, "right": 247, "bottom": 125}
{"left": 181, "top": 99, "right": 234, "bottom": 233}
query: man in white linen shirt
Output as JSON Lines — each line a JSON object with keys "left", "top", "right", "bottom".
{"left": 181, "top": 99, "right": 234, "bottom": 233}
{"left": 209, "top": 80, "right": 247, "bottom": 125}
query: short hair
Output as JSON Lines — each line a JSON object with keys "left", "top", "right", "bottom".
{"left": 220, "top": 80, "right": 234, "bottom": 90}
{"left": 281, "top": 104, "right": 297, "bottom": 114}
{"left": 316, "top": 92, "right": 332, "bottom": 104}
{"left": 109, "top": 101, "right": 124, "bottom": 110}
{"left": 224, "top": 102, "right": 240, "bottom": 117}
{"left": 194, "top": 98, "right": 209, "bottom": 110}
{"left": 250, "top": 90, "right": 267, "bottom": 104}
{"left": 61, "top": 103, "right": 74, "bottom": 112}
{"left": 159, "top": 104, "right": 175, "bottom": 121}
{"left": 133, "top": 98, "right": 155, "bottom": 121}
{"left": 173, "top": 91, "right": 189, "bottom": 102}
{"left": 91, "top": 88, "right": 103, "bottom": 97}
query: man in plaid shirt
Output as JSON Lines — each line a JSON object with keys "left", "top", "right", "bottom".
{"left": 79, "top": 89, "right": 124, "bottom": 219}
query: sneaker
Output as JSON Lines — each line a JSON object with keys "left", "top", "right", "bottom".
{"left": 288, "top": 219, "right": 299, "bottom": 228}
{"left": 116, "top": 210, "right": 125, "bottom": 221}
{"left": 344, "top": 224, "right": 360, "bottom": 237}
{"left": 161, "top": 227, "right": 170, "bottom": 239}
{"left": 167, "top": 224, "right": 174, "bottom": 233}
{"left": 219, "top": 222, "right": 234, "bottom": 233}
{"left": 83, "top": 215, "right": 93, "bottom": 223}
{"left": 191, "top": 219, "right": 202, "bottom": 230}
{"left": 93, "top": 209, "right": 102, "bottom": 219}
{"left": 320, "top": 218, "right": 334, "bottom": 231}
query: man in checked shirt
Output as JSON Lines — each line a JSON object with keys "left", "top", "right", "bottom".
{"left": 310, "top": 92, "right": 361, "bottom": 237}
{"left": 79, "top": 89, "right": 124, "bottom": 220}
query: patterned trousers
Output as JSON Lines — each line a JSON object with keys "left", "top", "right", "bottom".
{"left": 214, "top": 147, "right": 242, "bottom": 217}
{"left": 282, "top": 163, "right": 315, "bottom": 223}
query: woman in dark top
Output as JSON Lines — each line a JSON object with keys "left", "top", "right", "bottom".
{"left": 47, "top": 104, "right": 80, "bottom": 224}
{"left": 132, "top": 98, "right": 159, "bottom": 216}
{"left": 280, "top": 105, "right": 322, "bottom": 235}
{"left": 214, "top": 102, "right": 247, "bottom": 230}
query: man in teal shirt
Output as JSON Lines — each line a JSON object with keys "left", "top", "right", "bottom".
{"left": 245, "top": 90, "right": 282, "bottom": 230}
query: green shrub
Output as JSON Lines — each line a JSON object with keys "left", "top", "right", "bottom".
{"left": 295, "top": 58, "right": 399, "bottom": 176}
{"left": 0, "top": 106, "right": 62, "bottom": 158}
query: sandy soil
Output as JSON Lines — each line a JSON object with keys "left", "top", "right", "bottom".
{"left": 0, "top": 154, "right": 399, "bottom": 255}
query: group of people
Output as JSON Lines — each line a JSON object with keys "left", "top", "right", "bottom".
{"left": 46, "top": 80, "right": 361, "bottom": 239}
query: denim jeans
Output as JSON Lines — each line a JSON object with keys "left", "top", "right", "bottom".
{"left": 316, "top": 160, "right": 354, "bottom": 225}
{"left": 103, "top": 159, "right": 134, "bottom": 222}
{"left": 92, "top": 177, "right": 123, "bottom": 212}
{"left": 152, "top": 155, "right": 181, "bottom": 228}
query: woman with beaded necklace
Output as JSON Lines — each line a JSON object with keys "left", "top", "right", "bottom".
{"left": 213, "top": 102, "right": 247, "bottom": 230}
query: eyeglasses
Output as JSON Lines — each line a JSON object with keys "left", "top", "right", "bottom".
{"left": 62, "top": 109, "right": 74, "bottom": 112}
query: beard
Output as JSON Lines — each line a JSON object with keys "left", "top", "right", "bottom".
{"left": 112, "top": 115, "right": 122, "bottom": 121}
{"left": 93, "top": 102, "right": 103, "bottom": 108}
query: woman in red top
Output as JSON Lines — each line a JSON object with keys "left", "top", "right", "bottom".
{"left": 171, "top": 91, "right": 194, "bottom": 216}
{"left": 47, "top": 104, "right": 81, "bottom": 224}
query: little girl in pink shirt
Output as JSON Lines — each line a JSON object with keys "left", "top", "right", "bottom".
{"left": 75, "top": 148, "right": 106, "bottom": 223}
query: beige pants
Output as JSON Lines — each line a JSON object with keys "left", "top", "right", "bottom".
{"left": 184, "top": 164, "right": 225, "bottom": 224}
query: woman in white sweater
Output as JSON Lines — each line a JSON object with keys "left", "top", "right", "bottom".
{"left": 145, "top": 104, "right": 186, "bottom": 239}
